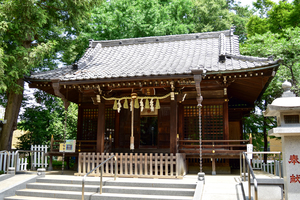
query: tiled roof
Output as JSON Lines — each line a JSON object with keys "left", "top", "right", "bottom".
{"left": 29, "top": 28, "right": 279, "bottom": 82}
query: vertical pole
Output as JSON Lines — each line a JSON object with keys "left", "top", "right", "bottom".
{"left": 240, "top": 153, "right": 242, "bottom": 179}
{"left": 130, "top": 93, "right": 137, "bottom": 151}
{"left": 212, "top": 158, "right": 216, "bottom": 175}
{"left": 170, "top": 97, "right": 178, "bottom": 154}
{"left": 243, "top": 154, "right": 246, "bottom": 181}
{"left": 248, "top": 161, "right": 251, "bottom": 200}
{"left": 198, "top": 104, "right": 202, "bottom": 173}
{"left": 279, "top": 153, "right": 282, "bottom": 178}
{"left": 114, "top": 156, "right": 117, "bottom": 180}
{"left": 97, "top": 102, "right": 105, "bottom": 153}
{"left": 130, "top": 99, "right": 134, "bottom": 151}
{"left": 100, "top": 165, "right": 103, "bottom": 194}
{"left": 62, "top": 106, "right": 67, "bottom": 174}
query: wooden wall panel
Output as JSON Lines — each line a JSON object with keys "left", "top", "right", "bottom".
{"left": 158, "top": 105, "right": 170, "bottom": 149}
{"left": 229, "top": 121, "right": 242, "bottom": 142}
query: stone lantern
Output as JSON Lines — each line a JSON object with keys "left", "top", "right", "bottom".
{"left": 264, "top": 81, "right": 300, "bottom": 200}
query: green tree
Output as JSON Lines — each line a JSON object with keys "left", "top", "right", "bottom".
{"left": 65, "top": 0, "right": 253, "bottom": 63}
{"left": 241, "top": 28, "right": 300, "bottom": 159}
{"left": 241, "top": 0, "right": 300, "bottom": 160}
{"left": 63, "top": 0, "right": 198, "bottom": 62}
{"left": 0, "top": 0, "right": 102, "bottom": 150}
{"left": 17, "top": 92, "right": 77, "bottom": 150}
{"left": 247, "top": 0, "right": 299, "bottom": 37}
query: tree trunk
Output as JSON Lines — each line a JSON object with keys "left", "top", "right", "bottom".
{"left": 0, "top": 79, "right": 24, "bottom": 150}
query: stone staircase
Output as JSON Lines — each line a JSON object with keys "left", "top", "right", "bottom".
{"left": 4, "top": 175, "right": 197, "bottom": 200}
{"left": 240, "top": 173, "right": 284, "bottom": 200}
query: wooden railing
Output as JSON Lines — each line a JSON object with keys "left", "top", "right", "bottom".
{"left": 178, "top": 139, "right": 250, "bottom": 156}
{"left": 76, "top": 152, "right": 186, "bottom": 178}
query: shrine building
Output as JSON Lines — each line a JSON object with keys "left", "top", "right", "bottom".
{"left": 27, "top": 28, "right": 280, "bottom": 175}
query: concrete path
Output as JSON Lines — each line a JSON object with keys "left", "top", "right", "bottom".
{"left": 0, "top": 175, "right": 37, "bottom": 191}
{"left": 201, "top": 175, "right": 244, "bottom": 200}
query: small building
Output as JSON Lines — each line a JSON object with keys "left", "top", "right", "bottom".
{"left": 27, "top": 28, "right": 280, "bottom": 175}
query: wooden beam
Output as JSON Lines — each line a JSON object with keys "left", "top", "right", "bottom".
{"left": 97, "top": 100, "right": 105, "bottom": 153}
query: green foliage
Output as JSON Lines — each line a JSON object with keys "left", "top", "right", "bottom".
{"left": 0, "top": 0, "right": 102, "bottom": 150}
{"left": 17, "top": 92, "right": 78, "bottom": 150}
{"left": 0, "top": 0, "right": 102, "bottom": 93}
{"left": 193, "top": 0, "right": 253, "bottom": 42}
{"left": 242, "top": 0, "right": 300, "bottom": 152}
{"left": 241, "top": 28, "right": 300, "bottom": 96}
{"left": 63, "top": 0, "right": 197, "bottom": 62}
{"left": 194, "top": 0, "right": 233, "bottom": 32}
{"left": 247, "top": 0, "right": 300, "bottom": 37}
{"left": 64, "top": 0, "right": 253, "bottom": 63}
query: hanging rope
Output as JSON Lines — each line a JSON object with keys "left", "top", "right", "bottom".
{"left": 102, "top": 92, "right": 175, "bottom": 101}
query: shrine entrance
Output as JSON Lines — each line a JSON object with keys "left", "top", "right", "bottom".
{"left": 140, "top": 116, "right": 158, "bottom": 148}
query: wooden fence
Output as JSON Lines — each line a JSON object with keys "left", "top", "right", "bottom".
{"left": 76, "top": 153, "right": 186, "bottom": 178}
{"left": 178, "top": 139, "right": 250, "bottom": 157}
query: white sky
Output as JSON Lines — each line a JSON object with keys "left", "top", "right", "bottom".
{"left": 239, "top": 0, "right": 291, "bottom": 7}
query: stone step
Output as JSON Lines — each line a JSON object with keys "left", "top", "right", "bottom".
{"left": 5, "top": 197, "right": 75, "bottom": 200}
{"left": 241, "top": 181, "right": 283, "bottom": 200}
{"left": 7, "top": 189, "right": 193, "bottom": 200}
{"left": 26, "top": 182, "right": 195, "bottom": 196}
{"left": 36, "top": 177, "right": 196, "bottom": 188}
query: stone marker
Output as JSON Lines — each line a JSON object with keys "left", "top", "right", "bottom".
{"left": 264, "top": 81, "right": 300, "bottom": 200}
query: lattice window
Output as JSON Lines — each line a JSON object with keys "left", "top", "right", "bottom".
{"left": 105, "top": 108, "right": 115, "bottom": 139}
{"left": 82, "top": 108, "right": 98, "bottom": 140}
{"left": 202, "top": 105, "right": 223, "bottom": 140}
{"left": 183, "top": 106, "right": 199, "bottom": 140}
{"left": 183, "top": 105, "right": 223, "bottom": 140}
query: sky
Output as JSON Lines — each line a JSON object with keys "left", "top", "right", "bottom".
{"left": 239, "top": 0, "right": 291, "bottom": 7}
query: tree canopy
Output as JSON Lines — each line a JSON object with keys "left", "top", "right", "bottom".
{"left": 0, "top": 0, "right": 102, "bottom": 150}
{"left": 241, "top": 0, "right": 300, "bottom": 154}
{"left": 17, "top": 92, "right": 78, "bottom": 150}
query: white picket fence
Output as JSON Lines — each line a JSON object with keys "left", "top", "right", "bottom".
{"left": 252, "top": 158, "right": 283, "bottom": 178}
{"left": 0, "top": 145, "right": 48, "bottom": 173}
{"left": 0, "top": 151, "right": 14, "bottom": 173}
{"left": 31, "top": 145, "right": 48, "bottom": 169}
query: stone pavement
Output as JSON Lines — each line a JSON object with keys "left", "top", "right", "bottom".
{"left": 201, "top": 175, "right": 244, "bottom": 200}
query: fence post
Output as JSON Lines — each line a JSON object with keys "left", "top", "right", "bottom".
{"left": 3, "top": 152, "right": 7, "bottom": 173}
{"left": 38, "top": 145, "right": 41, "bottom": 168}
{"left": 44, "top": 145, "right": 48, "bottom": 168}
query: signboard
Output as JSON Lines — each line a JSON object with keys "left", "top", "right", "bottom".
{"left": 247, "top": 144, "right": 253, "bottom": 160}
{"left": 59, "top": 140, "right": 76, "bottom": 152}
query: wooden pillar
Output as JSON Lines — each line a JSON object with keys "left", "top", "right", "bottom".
{"left": 178, "top": 104, "right": 184, "bottom": 141}
{"left": 97, "top": 101, "right": 105, "bottom": 153}
{"left": 212, "top": 158, "right": 216, "bottom": 175}
{"left": 77, "top": 105, "right": 83, "bottom": 140}
{"left": 170, "top": 97, "right": 178, "bottom": 154}
{"left": 114, "top": 111, "right": 120, "bottom": 149}
{"left": 224, "top": 100, "right": 229, "bottom": 140}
